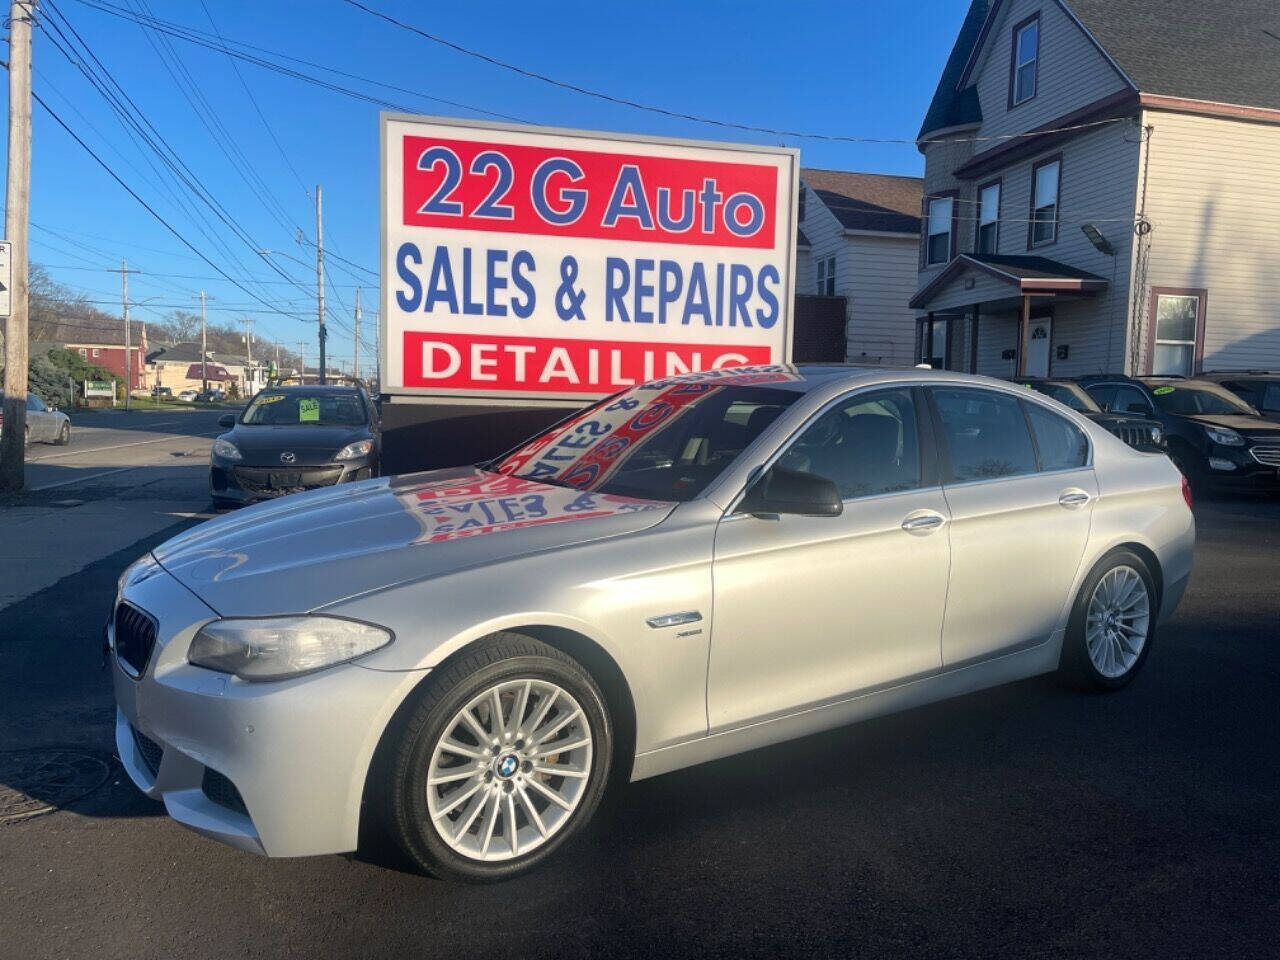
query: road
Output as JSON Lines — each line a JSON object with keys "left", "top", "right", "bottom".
{"left": 0, "top": 408, "right": 226, "bottom": 609}
{"left": 0, "top": 460, "right": 1277, "bottom": 958}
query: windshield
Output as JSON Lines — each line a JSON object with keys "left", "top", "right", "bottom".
{"left": 1149, "top": 383, "right": 1256, "bottom": 416}
{"left": 240, "top": 391, "right": 368, "bottom": 426}
{"left": 1024, "top": 382, "right": 1098, "bottom": 412}
{"left": 495, "top": 375, "right": 801, "bottom": 502}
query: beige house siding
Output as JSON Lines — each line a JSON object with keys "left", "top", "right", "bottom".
{"left": 1137, "top": 109, "right": 1280, "bottom": 372}
{"left": 796, "top": 180, "right": 846, "bottom": 296}
{"left": 921, "top": 265, "right": 1014, "bottom": 313}
{"left": 918, "top": 137, "right": 977, "bottom": 288}
{"left": 844, "top": 234, "right": 920, "bottom": 365}
{"left": 969, "top": 0, "right": 1130, "bottom": 148}
{"left": 795, "top": 246, "right": 814, "bottom": 296}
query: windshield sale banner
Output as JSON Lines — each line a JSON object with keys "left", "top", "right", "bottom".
{"left": 381, "top": 115, "right": 799, "bottom": 400}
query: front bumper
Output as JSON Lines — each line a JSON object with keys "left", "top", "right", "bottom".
{"left": 110, "top": 562, "right": 422, "bottom": 857}
{"left": 1199, "top": 443, "right": 1280, "bottom": 488}
{"left": 210, "top": 455, "right": 375, "bottom": 503}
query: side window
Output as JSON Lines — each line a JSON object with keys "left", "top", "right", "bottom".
{"left": 779, "top": 388, "right": 922, "bottom": 499}
{"left": 1026, "top": 403, "right": 1089, "bottom": 471}
{"left": 1263, "top": 383, "right": 1280, "bottom": 413}
{"left": 1112, "top": 386, "right": 1153, "bottom": 415}
{"left": 1084, "top": 384, "right": 1118, "bottom": 411}
{"left": 932, "top": 388, "right": 1038, "bottom": 482}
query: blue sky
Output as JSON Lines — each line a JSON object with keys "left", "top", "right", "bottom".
{"left": 2, "top": 0, "right": 967, "bottom": 373}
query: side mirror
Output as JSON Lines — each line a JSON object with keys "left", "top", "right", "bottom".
{"left": 740, "top": 466, "right": 843, "bottom": 518}
{"left": 218, "top": 414, "right": 236, "bottom": 428}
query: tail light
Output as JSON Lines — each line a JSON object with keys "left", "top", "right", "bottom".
{"left": 1181, "top": 473, "right": 1193, "bottom": 509}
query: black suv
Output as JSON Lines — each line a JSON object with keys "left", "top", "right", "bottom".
{"left": 1014, "top": 379, "right": 1165, "bottom": 451}
{"left": 1075, "top": 374, "right": 1280, "bottom": 490}
{"left": 1199, "top": 371, "right": 1280, "bottom": 423}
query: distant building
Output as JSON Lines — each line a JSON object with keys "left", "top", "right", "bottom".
{"left": 795, "top": 168, "right": 924, "bottom": 366}
{"left": 32, "top": 316, "right": 149, "bottom": 391}
{"left": 147, "top": 342, "right": 267, "bottom": 397}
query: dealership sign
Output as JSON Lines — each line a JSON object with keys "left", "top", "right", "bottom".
{"left": 381, "top": 114, "right": 799, "bottom": 400}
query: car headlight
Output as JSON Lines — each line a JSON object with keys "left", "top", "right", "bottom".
{"left": 1204, "top": 426, "right": 1244, "bottom": 446}
{"left": 188, "top": 616, "right": 393, "bottom": 681}
{"left": 212, "top": 437, "right": 243, "bottom": 461}
{"left": 334, "top": 439, "right": 373, "bottom": 461}
{"left": 1150, "top": 426, "right": 1163, "bottom": 444}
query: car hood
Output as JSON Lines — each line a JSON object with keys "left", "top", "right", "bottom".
{"left": 152, "top": 467, "right": 675, "bottom": 616}
{"left": 1183, "top": 413, "right": 1280, "bottom": 437}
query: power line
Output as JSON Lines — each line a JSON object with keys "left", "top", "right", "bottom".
{"left": 28, "top": 86, "right": 308, "bottom": 321}
{"left": 341, "top": 0, "right": 1125, "bottom": 147}
{"left": 70, "top": 0, "right": 529, "bottom": 123}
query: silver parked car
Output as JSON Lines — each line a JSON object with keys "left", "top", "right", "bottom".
{"left": 109, "top": 366, "right": 1194, "bottom": 881}
{"left": 6, "top": 392, "right": 71, "bottom": 446}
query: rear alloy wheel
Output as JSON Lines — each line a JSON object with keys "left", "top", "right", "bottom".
{"left": 1063, "top": 550, "right": 1156, "bottom": 690}
{"left": 376, "top": 633, "right": 612, "bottom": 882}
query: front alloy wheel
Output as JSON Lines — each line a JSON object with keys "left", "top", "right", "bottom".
{"left": 426, "top": 678, "right": 593, "bottom": 862}
{"left": 376, "top": 633, "right": 611, "bottom": 882}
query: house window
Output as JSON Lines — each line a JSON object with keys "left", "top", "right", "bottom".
{"left": 93, "top": 348, "right": 101, "bottom": 358}
{"left": 1151, "top": 293, "right": 1202, "bottom": 376}
{"left": 78, "top": 348, "right": 87, "bottom": 358}
{"left": 1029, "top": 158, "right": 1060, "bottom": 247}
{"left": 917, "top": 317, "right": 950, "bottom": 368}
{"left": 977, "top": 181, "right": 1001, "bottom": 254}
{"left": 1010, "top": 15, "right": 1039, "bottom": 107}
{"left": 926, "top": 196, "right": 954, "bottom": 265}
{"left": 816, "top": 255, "right": 836, "bottom": 296}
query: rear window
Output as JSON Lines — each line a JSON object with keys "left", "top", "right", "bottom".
{"left": 241, "top": 392, "right": 368, "bottom": 426}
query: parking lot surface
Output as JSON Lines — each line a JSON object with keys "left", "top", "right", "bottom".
{"left": 1, "top": 479, "right": 1277, "bottom": 960}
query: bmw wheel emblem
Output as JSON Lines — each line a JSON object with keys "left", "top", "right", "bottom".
{"left": 497, "top": 754, "right": 518, "bottom": 778}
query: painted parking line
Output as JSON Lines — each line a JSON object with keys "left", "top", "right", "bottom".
{"left": 28, "top": 433, "right": 220, "bottom": 491}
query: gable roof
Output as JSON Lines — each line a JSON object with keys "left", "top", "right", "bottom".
{"left": 934, "top": 0, "right": 1280, "bottom": 135}
{"left": 918, "top": 0, "right": 989, "bottom": 140}
{"left": 909, "top": 253, "right": 1107, "bottom": 309}
{"left": 1067, "top": 0, "right": 1280, "bottom": 113}
{"left": 800, "top": 168, "right": 923, "bottom": 235}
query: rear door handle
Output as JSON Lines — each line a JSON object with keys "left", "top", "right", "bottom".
{"left": 1059, "top": 489, "right": 1091, "bottom": 507}
{"left": 901, "top": 512, "right": 946, "bottom": 534}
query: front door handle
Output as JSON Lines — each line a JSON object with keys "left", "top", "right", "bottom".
{"left": 901, "top": 512, "right": 946, "bottom": 534}
{"left": 1059, "top": 489, "right": 1091, "bottom": 507}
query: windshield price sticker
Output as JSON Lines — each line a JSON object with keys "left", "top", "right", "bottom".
{"left": 1153, "top": 386, "right": 1175, "bottom": 395}
{"left": 298, "top": 397, "right": 320, "bottom": 421}
{"left": 383, "top": 116, "right": 797, "bottom": 400}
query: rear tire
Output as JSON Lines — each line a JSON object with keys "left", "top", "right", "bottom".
{"left": 374, "top": 633, "right": 612, "bottom": 882}
{"left": 1061, "top": 549, "right": 1157, "bottom": 691}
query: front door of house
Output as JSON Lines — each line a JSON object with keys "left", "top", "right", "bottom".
{"left": 1025, "top": 318, "right": 1052, "bottom": 377}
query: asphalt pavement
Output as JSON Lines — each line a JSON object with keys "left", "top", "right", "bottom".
{"left": 0, "top": 471, "right": 1277, "bottom": 959}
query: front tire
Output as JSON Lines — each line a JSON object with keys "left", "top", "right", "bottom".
{"left": 56, "top": 422, "right": 70, "bottom": 445}
{"left": 1062, "top": 550, "right": 1157, "bottom": 691}
{"left": 375, "top": 633, "right": 612, "bottom": 882}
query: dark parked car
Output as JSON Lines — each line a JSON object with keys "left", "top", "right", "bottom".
{"left": 210, "top": 385, "right": 380, "bottom": 507}
{"left": 1199, "top": 371, "right": 1280, "bottom": 422}
{"left": 1076, "top": 375, "right": 1280, "bottom": 490}
{"left": 1015, "top": 379, "right": 1164, "bottom": 451}
{"left": 151, "top": 386, "right": 173, "bottom": 399}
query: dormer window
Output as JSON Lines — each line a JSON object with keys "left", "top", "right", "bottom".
{"left": 1010, "top": 14, "right": 1039, "bottom": 107}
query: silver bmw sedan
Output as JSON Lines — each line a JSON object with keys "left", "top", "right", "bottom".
{"left": 109, "top": 365, "right": 1194, "bottom": 881}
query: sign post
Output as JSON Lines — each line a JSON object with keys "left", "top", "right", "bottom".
{"left": 380, "top": 115, "right": 799, "bottom": 404}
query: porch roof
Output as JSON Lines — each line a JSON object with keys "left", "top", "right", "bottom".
{"left": 910, "top": 254, "right": 1108, "bottom": 310}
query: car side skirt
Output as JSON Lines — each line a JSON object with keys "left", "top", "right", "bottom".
{"left": 630, "top": 632, "right": 1063, "bottom": 782}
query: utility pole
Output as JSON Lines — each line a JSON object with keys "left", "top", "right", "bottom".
{"left": 110, "top": 260, "right": 141, "bottom": 411}
{"left": 353, "top": 287, "right": 361, "bottom": 383}
{"left": 315, "top": 184, "right": 326, "bottom": 385}
{"left": 199, "top": 291, "right": 209, "bottom": 394}
{"left": 298, "top": 340, "right": 306, "bottom": 382}
{"left": 1, "top": 0, "right": 34, "bottom": 493}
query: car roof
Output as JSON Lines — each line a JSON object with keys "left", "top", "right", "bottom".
{"left": 253, "top": 385, "right": 363, "bottom": 395}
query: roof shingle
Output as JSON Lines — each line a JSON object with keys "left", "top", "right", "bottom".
{"left": 801, "top": 168, "right": 923, "bottom": 235}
